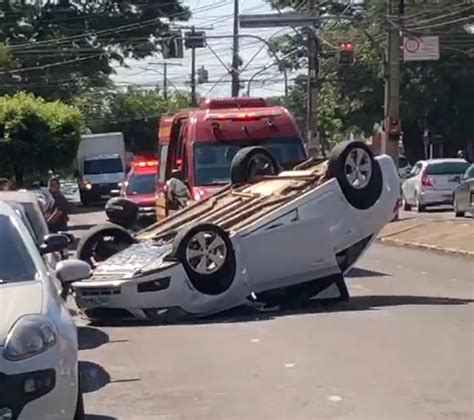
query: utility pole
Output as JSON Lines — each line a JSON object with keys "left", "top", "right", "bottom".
{"left": 163, "top": 62, "right": 168, "bottom": 100}
{"left": 231, "top": 0, "right": 240, "bottom": 97}
{"left": 383, "top": 0, "right": 401, "bottom": 167}
{"left": 306, "top": 0, "right": 321, "bottom": 157}
{"left": 190, "top": 27, "right": 197, "bottom": 105}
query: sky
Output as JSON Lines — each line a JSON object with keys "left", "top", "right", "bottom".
{"left": 111, "top": 0, "right": 298, "bottom": 99}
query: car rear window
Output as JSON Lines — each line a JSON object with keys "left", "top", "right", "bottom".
{"left": 0, "top": 215, "right": 38, "bottom": 282}
{"left": 425, "top": 161, "right": 470, "bottom": 175}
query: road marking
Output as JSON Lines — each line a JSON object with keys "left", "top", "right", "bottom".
{"left": 450, "top": 278, "right": 457, "bottom": 282}
{"left": 285, "top": 363, "right": 296, "bottom": 368}
{"left": 251, "top": 338, "right": 260, "bottom": 343}
{"left": 421, "top": 271, "right": 427, "bottom": 275}
{"left": 328, "top": 395, "right": 342, "bottom": 402}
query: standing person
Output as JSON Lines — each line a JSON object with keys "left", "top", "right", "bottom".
{"left": 166, "top": 169, "right": 191, "bottom": 213}
{"left": 0, "top": 178, "right": 13, "bottom": 191}
{"left": 46, "top": 177, "right": 70, "bottom": 233}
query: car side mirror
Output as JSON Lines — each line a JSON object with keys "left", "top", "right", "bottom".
{"left": 40, "top": 234, "right": 70, "bottom": 255}
{"left": 57, "top": 232, "right": 75, "bottom": 245}
{"left": 56, "top": 260, "right": 91, "bottom": 285}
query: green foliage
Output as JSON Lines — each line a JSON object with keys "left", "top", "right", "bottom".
{"left": 270, "top": 0, "right": 474, "bottom": 160}
{"left": 0, "top": 92, "right": 83, "bottom": 185}
{"left": 73, "top": 87, "right": 191, "bottom": 154}
{"left": 0, "top": 0, "right": 189, "bottom": 100}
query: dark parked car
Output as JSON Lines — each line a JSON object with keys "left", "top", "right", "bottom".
{"left": 453, "top": 164, "right": 474, "bottom": 217}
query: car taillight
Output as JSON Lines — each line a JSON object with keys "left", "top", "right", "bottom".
{"left": 421, "top": 171, "right": 433, "bottom": 187}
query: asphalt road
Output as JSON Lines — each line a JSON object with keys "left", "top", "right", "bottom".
{"left": 70, "top": 207, "right": 474, "bottom": 420}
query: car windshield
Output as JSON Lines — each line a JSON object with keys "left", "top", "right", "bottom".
{"left": 84, "top": 158, "right": 123, "bottom": 175}
{"left": 126, "top": 174, "right": 156, "bottom": 195}
{"left": 193, "top": 138, "right": 306, "bottom": 186}
{"left": 426, "top": 161, "right": 470, "bottom": 175}
{"left": 0, "top": 215, "right": 38, "bottom": 283}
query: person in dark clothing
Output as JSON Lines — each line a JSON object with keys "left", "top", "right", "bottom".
{"left": 46, "top": 177, "right": 70, "bottom": 233}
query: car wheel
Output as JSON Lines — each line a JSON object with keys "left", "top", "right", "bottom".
{"left": 454, "top": 199, "right": 465, "bottom": 217}
{"left": 172, "top": 223, "right": 236, "bottom": 295}
{"left": 74, "top": 373, "right": 85, "bottom": 420}
{"left": 76, "top": 223, "right": 135, "bottom": 267}
{"left": 327, "top": 141, "right": 383, "bottom": 210}
{"left": 230, "top": 146, "right": 280, "bottom": 185}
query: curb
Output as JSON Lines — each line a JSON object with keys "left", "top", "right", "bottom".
{"left": 378, "top": 237, "right": 474, "bottom": 258}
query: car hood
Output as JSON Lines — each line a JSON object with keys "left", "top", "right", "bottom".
{"left": 82, "top": 242, "right": 174, "bottom": 282}
{"left": 0, "top": 281, "right": 43, "bottom": 346}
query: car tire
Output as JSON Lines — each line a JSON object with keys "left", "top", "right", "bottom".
{"left": 74, "top": 373, "right": 85, "bottom": 420}
{"left": 172, "top": 223, "right": 236, "bottom": 295}
{"left": 76, "top": 223, "right": 135, "bottom": 267}
{"left": 230, "top": 146, "right": 280, "bottom": 185}
{"left": 454, "top": 199, "right": 465, "bottom": 217}
{"left": 327, "top": 141, "right": 383, "bottom": 210}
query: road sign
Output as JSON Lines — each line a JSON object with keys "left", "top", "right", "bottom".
{"left": 403, "top": 36, "right": 439, "bottom": 61}
{"left": 239, "top": 12, "right": 318, "bottom": 28}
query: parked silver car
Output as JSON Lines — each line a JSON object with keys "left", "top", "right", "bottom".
{"left": 402, "top": 159, "right": 470, "bottom": 212}
{"left": 453, "top": 163, "right": 474, "bottom": 217}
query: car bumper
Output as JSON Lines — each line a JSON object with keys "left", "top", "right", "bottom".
{"left": 419, "top": 189, "right": 454, "bottom": 206}
{"left": 0, "top": 345, "right": 78, "bottom": 420}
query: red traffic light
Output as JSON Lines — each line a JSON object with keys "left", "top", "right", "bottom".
{"left": 339, "top": 43, "right": 354, "bottom": 52}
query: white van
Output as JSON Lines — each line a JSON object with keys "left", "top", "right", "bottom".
{"left": 76, "top": 132, "right": 126, "bottom": 205}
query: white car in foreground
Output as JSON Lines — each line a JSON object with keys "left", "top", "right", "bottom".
{"left": 0, "top": 202, "right": 90, "bottom": 420}
{"left": 73, "top": 141, "right": 400, "bottom": 322}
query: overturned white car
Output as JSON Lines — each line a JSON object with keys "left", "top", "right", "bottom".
{"left": 72, "top": 141, "right": 400, "bottom": 321}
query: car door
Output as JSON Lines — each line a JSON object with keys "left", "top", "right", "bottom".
{"left": 456, "top": 165, "right": 474, "bottom": 212}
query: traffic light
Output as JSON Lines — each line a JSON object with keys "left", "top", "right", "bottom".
{"left": 386, "top": 117, "right": 401, "bottom": 140}
{"left": 161, "top": 32, "right": 183, "bottom": 59}
{"left": 338, "top": 43, "right": 354, "bottom": 65}
{"left": 197, "top": 66, "right": 209, "bottom": 84}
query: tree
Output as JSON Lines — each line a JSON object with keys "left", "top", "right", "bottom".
{"left": 73, "top": 87, "right": 191, "bottom": 154}
{"left": 0, "top": 92, "right": 83, "bottom": 186}
{"left": 0, "top": 0, "right": 190, "bottom": 101}
{"left": 270, "top": 0, "right": 474, "bottom": 161}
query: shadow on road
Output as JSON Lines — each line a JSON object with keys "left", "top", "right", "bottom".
{"left": 68, "top": 223, "right": 96, "bottom": 232}
{"left": 86, "top": 416, "right": 118, "bottom": 420}
{"left": 346, "top": 267, "right": 390, "bottom": 278}
{"left": 85, "top": 294, "right": 474, "bottom": 329}
{"left": 79, "top": 361, "right": 111, "bottom": 393}
{"left": 78, "top": 326, "right": 110, "bottom": 350}
{"left": 70, "top": 203, "right": 105, "bottom": 215}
